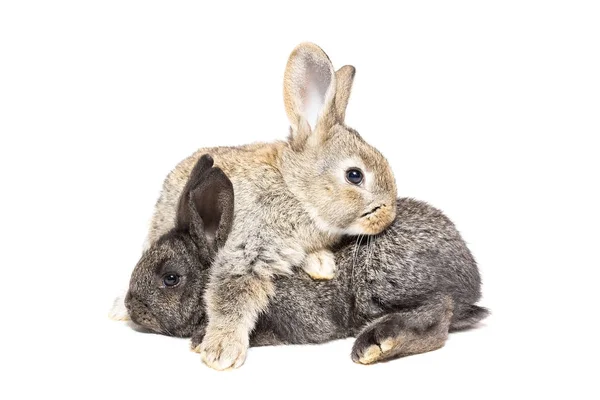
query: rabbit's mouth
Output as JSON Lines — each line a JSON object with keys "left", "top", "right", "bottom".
{"left": 361, "top": 205, "right": 382, "bottom": 218}
{"left": 346, "top": 203, "right": 396, "bottom": 235}
{"left": 125, "top": 294, "right": 164, "bottom": 334}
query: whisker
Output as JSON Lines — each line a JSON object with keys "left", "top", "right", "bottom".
{"left": 351, "top": 235, "right": 359, "bottom": 285}
{"left": 159, "top": 322, "right": 175, "bottom": 337}
{"left": 365, "top": 235, "right": 369, "bottom": 269}
{"left": 351, "top": 234, "right": 364, "bottom": 286}
{"left": 367, "top": 235, "right": 374, "bottom": 270}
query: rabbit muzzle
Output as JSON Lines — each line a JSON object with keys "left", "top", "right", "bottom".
{"left": 351, "top": 202, "right": 396, "bottom": 235}
{"left": 125, "top": 292, "right": 163, "bottom": 334}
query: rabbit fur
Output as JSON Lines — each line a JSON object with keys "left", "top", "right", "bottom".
{"left": 124, "top": 155, "right": 488, "bottom": 366}
{"left": 142, "top": 43, "right": 398, "bottom": 369}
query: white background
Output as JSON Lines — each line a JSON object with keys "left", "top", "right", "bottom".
{"left": 1, "top": 1, "right": 599, "bottom": 399}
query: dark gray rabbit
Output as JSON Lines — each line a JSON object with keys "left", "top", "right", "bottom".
{"left": 125, "top": 154, "right": 488, "bottom": 365}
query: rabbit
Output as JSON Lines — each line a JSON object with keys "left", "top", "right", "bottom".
{"left": 139, "top": 43, "right": 398, "bottom": 369}
{"left": 124, "top": 154, "right": 488, "bottom": 366}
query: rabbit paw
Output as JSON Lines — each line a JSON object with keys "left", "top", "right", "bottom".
{"left": 351, "top": 340, "right": 395, "bottom": 365}
{"left": 352, "top": 337, "right": 397, "bottom": 365}
{"left": 194, "top": 327, "right": 248, "bottom": 371}
{"left": 351, "top": 321, "right": 399, "bottom": 365}
{"left": 303, "top": 250, "right": 336, "bottom": 280}
{"left": 108, "top": 295, "right": 131, "bottom": 321}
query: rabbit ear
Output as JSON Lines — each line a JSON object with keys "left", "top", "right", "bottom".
{"left": 284, "top": 43, "right": 338, "bottom": 146}
{"left": 177, "top": 154, "right": 215, "bottom": 212}
{"left": 175, "top": 154, "right": 214, "bottom": 230}
{"left": 188, "top": 168, "right": 234, "bottom": 250}
{"left": 176, "top": 156, "right": 234, "bottom": 252}
{"left": 333, "top": 65, "right": 356, "bottom": 122}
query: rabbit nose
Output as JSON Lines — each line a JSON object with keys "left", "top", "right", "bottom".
{"left": 126, "top": 296, "right": 161, "bottom": 332}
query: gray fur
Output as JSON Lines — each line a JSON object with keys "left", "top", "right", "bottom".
{"left": 126, "top": 160, "right": 488, "bottom": 365}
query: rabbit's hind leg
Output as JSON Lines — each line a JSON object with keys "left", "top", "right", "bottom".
{"left": 351, "top": 294, "right": 453, "bottom": 365}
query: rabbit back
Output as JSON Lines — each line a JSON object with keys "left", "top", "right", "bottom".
{"left": 347, "top": 198, "right": 486, "bottom": 330}
{"left": 248, "top": 197, "right": 487, "bottom": 346}
{"left": 148, "top": 141, "right": 291, "bottom": 246}
{"left": 251, "top": 269, "right": 352, "bottom": 346}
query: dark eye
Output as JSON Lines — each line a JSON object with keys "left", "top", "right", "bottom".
{"left": 346, "top": 169, "right": 364, "bottom": 185}
{"left": 163, "top": 273, "right": 180, "bottom": 287}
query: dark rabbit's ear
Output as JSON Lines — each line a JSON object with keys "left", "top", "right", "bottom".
{"left": 176, "top": 155, "right": 234, "bottom": 253}
{"left": 188, "top": 168, "right": 234, "bottom": 250}
{"left": 175, "top": 154, "right": 215, "bottom": 230}
{"left": 177, "top": 154, "right": 215, "bottom": 209}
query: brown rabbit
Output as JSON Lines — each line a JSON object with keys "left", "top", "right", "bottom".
{"left": 143, "top": 43, "right": 397, "bottom": 370}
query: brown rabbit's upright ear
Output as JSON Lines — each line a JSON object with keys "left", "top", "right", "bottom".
{"left": 284, "top": 42, "right": 338, "bottom": 149}
{"left": 334, "top": 65, "right": 356, "bottom": 123}
{"left": 176, "top": 155, "right": 234, "bottom": 254}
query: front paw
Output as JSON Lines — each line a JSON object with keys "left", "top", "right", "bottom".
{"left": 193, "top": 327, "right": 248, "bottom": 371}
{"left": 303, "top": 250, "right": 336, "bottom": 280}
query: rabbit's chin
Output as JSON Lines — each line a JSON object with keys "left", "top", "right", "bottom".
{"left": 125, "top": 320, "right": 157, "bottom": 334}
{"left": 308, "top": 209, "right": 395, "bottom": 237}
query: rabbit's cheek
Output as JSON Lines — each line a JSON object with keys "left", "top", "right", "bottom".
{"left": 333, "top": 187, "right": 365, "bottom": 218}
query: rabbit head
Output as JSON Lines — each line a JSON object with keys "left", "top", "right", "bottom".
{"left": 282, "top": 43, "right": 397, "bottom": 236}
{"left": 125, "top": 155, "right": 234, "bottom": 337}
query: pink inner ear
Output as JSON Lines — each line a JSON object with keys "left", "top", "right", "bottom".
{"left": 300, "top": 59, "right": 332, "bottom": 130}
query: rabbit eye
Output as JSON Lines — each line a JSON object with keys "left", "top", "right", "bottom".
{"left": 346, "top": 169, "right": 364, "bottom": 185}
{"left": 163, "top": 273, "right": 181, "bottom": 287}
